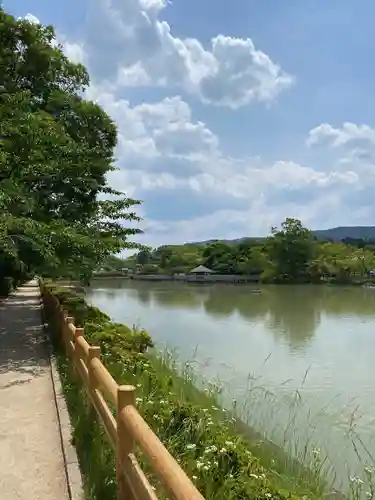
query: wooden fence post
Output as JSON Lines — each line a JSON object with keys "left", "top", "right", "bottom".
{"left": 65, "top": 316, "right": 74, "bottom": 355}
{"left": 50, "top": 295, "right": 58, "bottom": 330}
{"left": 63, "top": 310, "right": 69, "bottom": 326}
{"left": 73, "top": 328, "right": 84, "bottom": 378}
{"left": 87, "top": 346, "right": 101, "bottom": 412}
{"left": 117, "top": 385, "right": 136, "bottom": 500}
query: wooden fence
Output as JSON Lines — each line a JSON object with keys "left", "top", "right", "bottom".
{"left": 41, "top": 284, "right": 204, "bottom": 500}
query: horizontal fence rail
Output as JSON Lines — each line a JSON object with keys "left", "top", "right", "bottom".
{"left": 40, "top": 283, "right": 204, "bottom": 500}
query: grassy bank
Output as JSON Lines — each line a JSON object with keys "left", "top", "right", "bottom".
{"left": 43, "top": 283, "right": 327, "bottom": 500}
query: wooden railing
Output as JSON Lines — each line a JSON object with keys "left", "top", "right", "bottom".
{"left": 41, "top": 284, "right": 204, "bottom": 500}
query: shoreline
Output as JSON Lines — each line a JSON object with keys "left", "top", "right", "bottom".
{"left": 88, "top": 275, "right": 375, "bottom": 288}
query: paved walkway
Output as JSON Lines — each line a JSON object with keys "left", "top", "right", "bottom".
{"left": 0, "top": 280, "right": 69, "bottom": 499}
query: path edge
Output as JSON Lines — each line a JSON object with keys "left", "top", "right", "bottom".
{"left": 39, "top": 286, "right": 84, "bottom": 500}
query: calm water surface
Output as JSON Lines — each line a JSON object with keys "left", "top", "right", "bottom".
{"left": 86, "top": 280, "right": 375, "bottom": 488}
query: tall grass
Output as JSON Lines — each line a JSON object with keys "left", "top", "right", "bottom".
{"left": 167, "top": 349, "right": 375, "bottom": 500}
{"left": 146, "top": 350, "right": 329, "bottom": 498}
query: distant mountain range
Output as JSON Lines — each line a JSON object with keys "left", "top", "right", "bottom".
{"left": 312, "top": 226, "right": 375, "bottom": 241}
{"left": 190, "top": 226, "right": 375, "bottom": 246}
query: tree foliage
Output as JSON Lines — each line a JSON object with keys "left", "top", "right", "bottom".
{"left": 0, "top": 9, "right": 141, "bottom": 292}
{"left": 129, "top": 218, "right": 375, "bottom": 284}
{"left": 265, "top": 218, "right": 317, "bottom": 282}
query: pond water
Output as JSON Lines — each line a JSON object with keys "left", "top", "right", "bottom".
{"left": 86, "top": 279, "right": 375, "bottom": 490}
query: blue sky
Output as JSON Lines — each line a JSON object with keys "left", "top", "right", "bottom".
{"left": 5, "top": 0, "right": 375, "bottom": 246}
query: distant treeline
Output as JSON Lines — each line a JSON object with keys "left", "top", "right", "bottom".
{"left": 114, "top": 218, "right": 375, "bottom": 284}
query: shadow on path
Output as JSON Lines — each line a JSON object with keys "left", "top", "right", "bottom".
{"left": 0, "top": 280, "right": 69, "bottom": 499}
{"left": 0, "top": 284, "right": 48, "bottom": 380}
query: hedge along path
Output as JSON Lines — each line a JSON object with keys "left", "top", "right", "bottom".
{"left": 40, "top": 281, "right": 205, "bottom": 500}
{"left": 0, "top": 280, "right": 69, "bottom": 500}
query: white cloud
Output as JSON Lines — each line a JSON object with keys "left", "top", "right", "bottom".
{"left": 73, "top": 0, "right": 294, "bottom": 108}
{"left": 85, "top": 87, "right": 375, "bottom": 244}
{"left": 19, "top": 8, "right": 375, "bottom": 245}
{"left": 86, "top": 85, "right": 373, "bottom": 244}
{"left": 117, "top": 63, "right": 150, "bottom": 86}
{"left": 199, "top": 35, "right": 293, "bottom": 107}
{"left": 22, "top": 13, "right": 40, "bottom": 24}
{"left": 135, "top": 128, "right": 375, "bottom": 243}
{"left": 87, "top": 86, "right": 220, "bottom": 175}
{"left": 61, "top": 40, "right": 87, "bottom": 64}
{"left": 90, "top": 85, "right": 359, "bottom": 199}
{"left": 153, "top": 121, "right": 219, "bottom": 158}
{"left": 90, "top": 86, "right": 358, "bottom": 204}
{"left": 139, "top": 0, "right": 167, "bottom": 10}
{"left": 138, "top": 193, "right": 368, "bottom": 247}
{"left": 307, "top": 122, "right": 375, "bottom": 148}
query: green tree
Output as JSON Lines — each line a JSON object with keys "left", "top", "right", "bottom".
{"left": 316, "top": 242, "right": 375, "bottom": 283}
{"left": 136, "top": 249, "right": 152, "bottom": 266}
{"left": 0, "top": 10, "right": 141, "bottom": 289}
{"left": 101, "top": 255, "right": 128, "bottom": 272}
{"left": 157, "top": 246, "right": 173, "bottom": 269}
{"left": 236, "top": 245, "right": 267, "bottom": 275}
{"left": 203, "top": 241, "right": 234, "bottom": 272}
{"left": 150, "top": 244, "right": 203, "bottom": 273}
{"left": 265, "top": 218, "right": 316, "bottom": 282}
{"left": 140, "top": 263, "right": 160, "bottom": 274}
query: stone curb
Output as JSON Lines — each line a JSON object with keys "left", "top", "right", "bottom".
{"left": 49, "top": 349, "right": 84, "bottom": 500}
{"left": 39, "top": 290, "right": 84, "bottom": 500}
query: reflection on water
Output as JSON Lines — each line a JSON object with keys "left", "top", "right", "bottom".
{"left": 97, "top": 281, "right": 375, "bottom": 349}
{"left": 86, "top": 280, "right": 375, "bottom": 488}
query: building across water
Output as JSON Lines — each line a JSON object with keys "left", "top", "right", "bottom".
{"left": 130, "top": 267, "right": 260, "bottom": 283}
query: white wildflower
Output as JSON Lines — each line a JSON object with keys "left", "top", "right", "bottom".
{"left": 350, "top": 476, "right": 364, "bottom": 485}
{"left": 204, "top": 445, "right": 217, "bottom": 454}
{"left": 186, "top": 444, "right": 197, "bottom": 450}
